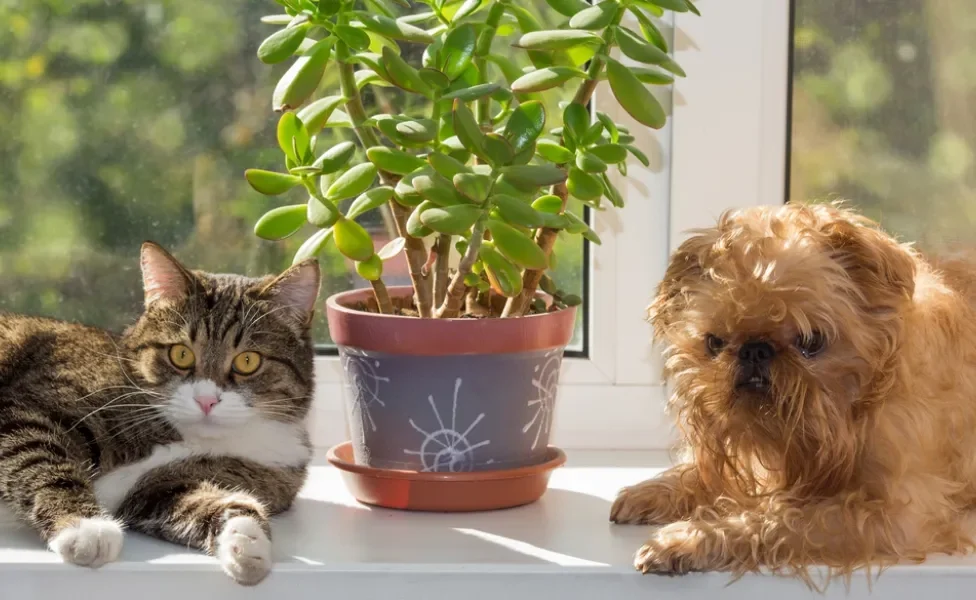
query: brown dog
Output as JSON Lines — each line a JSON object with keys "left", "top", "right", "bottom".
{"left": 611, "top": 202, "right": 976, "bottom": 582}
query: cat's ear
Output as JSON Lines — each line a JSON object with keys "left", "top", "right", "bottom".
{"left": 140, "top": 242, "right": 192, "bottom": 307}
{"left": 260, "top": 259, "right": 321, "bottom": 323}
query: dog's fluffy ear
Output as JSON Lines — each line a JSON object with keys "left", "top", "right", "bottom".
{"left": 816, "top": 205, "right": 916, "bottom": 312}
{"left": 647, "top": 229, "right": 716, "bottom": 338}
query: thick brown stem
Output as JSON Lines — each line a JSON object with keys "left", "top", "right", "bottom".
{"left": 369, "top": 279, "right": 394, "bottom": 314}
{"left": 436, "top": 218, "right": 487, "bottom": 318}
{"left": 337, "top": 55, "right": 433, "bottom": 317}
{"left": 433, "top": 234, "right": 452, "bottom": 307}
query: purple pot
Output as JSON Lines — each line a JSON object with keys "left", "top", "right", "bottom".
{"left": 326, "top": 286, "right": 576, "bottom": 473}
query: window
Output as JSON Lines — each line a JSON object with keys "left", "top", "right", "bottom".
{"left": 0, "top": 0, "right": 678, "bottom": 451}
{"left": 790, "top": 0, "right": 976, "bottom": 251}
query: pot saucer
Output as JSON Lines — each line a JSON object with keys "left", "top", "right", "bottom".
{"left": 326, "top": 441, "right": 566, "bottom": 512}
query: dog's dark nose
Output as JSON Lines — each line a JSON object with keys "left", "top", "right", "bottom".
{"left": 738, "top": 341, "right": 775, "bottom": 365}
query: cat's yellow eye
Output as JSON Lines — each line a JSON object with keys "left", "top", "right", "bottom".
{"left": 232, "top": 351, "right": 262, "bottom": 375}
{"left": 169, "top": 344, "right": 195, "bottom": 369}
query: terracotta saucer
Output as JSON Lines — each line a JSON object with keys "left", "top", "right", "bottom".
{"left": 326, "top": 441, "right": 567, "bottom": 512}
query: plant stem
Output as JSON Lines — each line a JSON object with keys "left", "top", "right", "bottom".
{"left": 370, "top": 278, "right": 394, "bottom": 314}
{"left": 433, "top": 234, "right": 451, "bottom": 307}
{"left": 474, "top": 1, "right": 507, "bottom": 127}
{"left": 435, "top": 216, "right": 487, "bottom": 319}
{"left": 502, "top": 16, "right": 621, "bottom": 318}
{"left": 337, "top": 53, "right": 434, "bottom": 317}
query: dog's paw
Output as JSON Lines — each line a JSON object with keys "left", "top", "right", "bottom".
{"left": 611, "top": 481, "right": 681, "bottom": 525}
{"left": 216, "top": 516, "right": 272, "bottom": 586}
{"left": 634, "top": 521, "right": 717, "bottom": 575}
{"left": 49, "top": 516, "right": 124, "bottom": 568}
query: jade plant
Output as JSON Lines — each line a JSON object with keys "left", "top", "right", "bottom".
{"left": 246, "top": 0, "right": 697, "bottom": 318}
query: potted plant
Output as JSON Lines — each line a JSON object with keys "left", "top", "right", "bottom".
{"left": 245, "top": 0, "right": 696, "bottom": 507}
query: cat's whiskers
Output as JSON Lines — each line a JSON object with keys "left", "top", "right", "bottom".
{"left": 68, "top": 391, "right": 162, "bottom": 432}
{"left": 246, "top": 303, "right": 293, "bottom": 331}
{"left": 102, "top": 412, "right": 170, "bottom": 443}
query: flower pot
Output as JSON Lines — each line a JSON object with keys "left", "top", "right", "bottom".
{"left": 326, "top": 286, "right": 576, "bottom": 473}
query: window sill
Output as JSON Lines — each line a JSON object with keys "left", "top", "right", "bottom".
{"left": 1, "top": 451, "right": 973, "bottom": 599}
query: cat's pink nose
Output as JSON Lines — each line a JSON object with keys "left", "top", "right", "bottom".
{"left": 195, "top": 395, "right": 220, "bottom": 415}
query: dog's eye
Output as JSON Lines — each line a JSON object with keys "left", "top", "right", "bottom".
{"left": 705, "top": 334, "right": 726, "bottom": 356}
{"left": 795, "top": 331, "right": 826, "bottom": 358}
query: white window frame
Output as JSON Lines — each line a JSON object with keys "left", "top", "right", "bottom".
{"left": 309, "top": 0, "right": 793, "bottom": 453}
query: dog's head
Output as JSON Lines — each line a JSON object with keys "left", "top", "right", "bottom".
{"left": 650, "top": 203, "right": 916, "bottom": 497}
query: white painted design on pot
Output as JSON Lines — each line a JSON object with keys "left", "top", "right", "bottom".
{"left": 341, "top": 349, "right": 388, "bottom": 433}
{"left": 523, "top": 350, "right": 560, "bottom": 450}
{"left": 404, "top": 378, "right": 491, "bottom": 473}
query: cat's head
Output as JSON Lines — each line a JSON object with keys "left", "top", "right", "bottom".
{"left": 124, "top": 242, "right": 320, "bottom": 437}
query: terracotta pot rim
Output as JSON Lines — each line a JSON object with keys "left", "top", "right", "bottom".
{"left": 325, "top": 286, "right": 577, "bottom": 355}
{"left": 327, "top": 441, "right": 566, "bottom": 481}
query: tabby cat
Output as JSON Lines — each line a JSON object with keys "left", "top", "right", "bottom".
{"left": 0, "top": 242, "right": 320, "bottom": 585}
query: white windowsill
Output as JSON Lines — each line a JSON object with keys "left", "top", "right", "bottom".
{"left": 1, "top": 451, "right": 973, "bottom": 599}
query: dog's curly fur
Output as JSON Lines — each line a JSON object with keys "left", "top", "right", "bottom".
{"left": 611, "top": 202, "right": 976, "bottom": 585}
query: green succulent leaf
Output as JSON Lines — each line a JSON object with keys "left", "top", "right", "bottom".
{"left": 395, "top": 118, "right": 438, "bottom": 143}
{"left": 427, "top": 152, "right": 471, "bottom": 180}
{"left": 595, "top": 111, "right": 619, "bottom": 143}
{"left": 535, "top": 139, "right": 574, "bottom": 164}
{"left": 623, "top": 143, "right": 651, "bottom": 167}
{"left": 576, "top": 150, "right": 608, "bottom": 173}
{"left": 482, "top": 133, "right": 515, "bottom": 166}
{"left": 272, "top": 39, "right": 333, "bottom": 111}
{"left": 277, "top": 112, "right": 310, "bottom": 164}
{"left": 356, "top": 14, "right": 434, "bottom": 43}
{"left": 452, "top": 99, "right": 488, "bottom": 161}
{"left": 487, "top": 219, "right": 547, "bottom": 269}
{"left": 293, "top": 227, "right": 334, "bottom": 264}
{"left": 355, "top": 254, "right": 383, "bottom": 281}
{"left": 406, "top": 200, "right": 435, "bottom": 237}
{"left": 441, "top": 82, "right": 500, "bottom": 103}
{"left": 380, "top": 47, "right": 433, "bottom": 97}
{"left": 453, "top": 172, "right": 492, "bottom": 204}
{"left": 531, "top": 194, "right": 563, "bottom": 214}
{"left": 333, "top": 217, "right": 375, "bottom": 261}
{"left": 503, "top": 100, "right": 546, "bottom": 153}
{"left": 502, "top": 164, "right": 567, "bottom": 187}
{"left": 567, "top": 166, "right": 603, "bottom": 200}
{"left": 479, "top": 244, "right": 523, "bottom": 297}
{"left": 492, "top": 193, "right": 547, "bottom": 227}
{"left": 334, "top": 24, "right": 372, "bottom": 51}
{"left": 244, "top": 169, "right": 301, "bottom": 195}
{"left": 562, "top": 102, "right": 590, "bottom": 142}
{"left": 257, "top": 23, "right": 309, "bottom": 64}
{"left": 612, "top": 27, "right": 685, "bottom": 76}
{"left": 347, "top": 186, "right": 396, "bottom": 219}
{"left": 296, "top": 96, "right": 348, "bottom": 135}
{"left": 440, "top": 24, "right": 477, "bottom": 81}
{"left": 589, "top": 143, "right": 629, "bottom": 164}
{"left": 307, "top": 195, "right": 341, "bottom": 227}
{"left": 366, "top": 146, "right": 426, "bottom": 175}
{"left": 418, "top": 68, "right": 451, "bottom": 90}
{"left": 312, "top": 141, "right": 357, "bottom": 174}
{"left": 325, "top": 163, "right": 378, "bottom": 201}
{"left": 255, "top": 204, "right": 307, "bottom": 240}
{"left": 413, "top": 173, "right": 469, "bottom": 206}
{"left": 569, "top": 1, "right": 620, "bottom": 31}
{"left": 630, "top": 7, "right": 668, "bottom": 52}
{"left": 511, "top": 67, "right": 585, "bottom": 93}
{"left": 600, "top": 173, "right": 625, "bottom": 208}
{"left": 604, "top": 55, "right": 667, "bottom": 129}
{"left": 639, "top": 0, "right": 689, "bottom": 12}
{"left": 452, "top": 0, "right": 484, "bottom": 21}
{"left": 420, "top": 204, "right": 483, "bottom": 235}
{"left": 515, "top": 30, "right": 602, "bottom": 52}
{"left": 377, "top": 236, "right": 407, "bottom": 261}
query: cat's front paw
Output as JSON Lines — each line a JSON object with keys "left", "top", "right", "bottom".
{"left": 217, "top": 516, "right": 272, "bottom": 586}
{"left": 49, "top": 516, "right": 124, "bottom": 568}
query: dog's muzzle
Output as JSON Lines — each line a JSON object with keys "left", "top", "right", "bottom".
{"left": 735, "top": 341, "right": 774, "bottom": 393}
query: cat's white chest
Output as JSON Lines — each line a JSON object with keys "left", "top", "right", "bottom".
{"left": 94, "top": 419, "right": 309, "bottom": 513}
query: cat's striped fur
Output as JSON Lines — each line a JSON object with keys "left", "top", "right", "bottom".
{"left": 0, "top": 242, "right": 320, "bottom": 585}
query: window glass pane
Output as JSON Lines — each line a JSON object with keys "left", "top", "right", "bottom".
{"left": 789, "top": 0, "right": 976, "bottom": 251}
{"left": 0, "top": 0, "right": 584, "bottom": 351}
